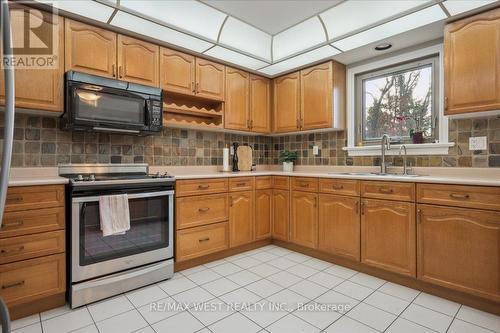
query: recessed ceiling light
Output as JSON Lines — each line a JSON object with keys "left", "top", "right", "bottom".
{"left": 375, "top": 43, "right": 392, "bottom": 51}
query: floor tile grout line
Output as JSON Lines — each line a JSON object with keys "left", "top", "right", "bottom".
{"left": 445, "top": 304, "right": 461, "bottom": 333}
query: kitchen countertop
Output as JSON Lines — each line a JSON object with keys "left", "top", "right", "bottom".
{"left": 8, "top": 168, "right": 69, "bottom": 187}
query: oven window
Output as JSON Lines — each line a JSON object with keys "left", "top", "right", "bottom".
{"left": 79, "top": 195, "right": 169, "bottom": 266}
{"left": 73, "top": 88, "right": 145, "bottom": 126}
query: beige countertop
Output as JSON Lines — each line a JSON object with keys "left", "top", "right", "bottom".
{"left": 7, "top": 165, "right": 500, "bottom": 187}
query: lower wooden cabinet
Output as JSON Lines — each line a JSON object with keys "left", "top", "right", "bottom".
{"left": 417, "top": 204, "right": 500, "bottom": 302}
{"left": 291, "top": 191, "right": 318, "bottom": 249}
{"left": 255, "top": 189, "right": 272, "bottom": 240}
{"left": 229, "top": 191, "right": 254, "bottom": 247}
{"left": 361, "top": 198, "right": 416, "bottom": 277}
{"left": 176, "top": 222, "right": 229, "bottom": 262}
{"left": 318, "top": 194, "right": 360, "bottom": 261}
{"left": 272, "top": 189, "right": 289, "bottom": 241}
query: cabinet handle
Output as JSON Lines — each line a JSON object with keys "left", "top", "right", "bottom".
{"left": 0, "top": 246, "right": 24, "bottom": 255}
{"left": 198, "top": 207, "right": 210, "bottom": 213}
{"left": 361, "top": 201, "right": 365, "bottom": 215}
{"left": 300, "top": 183, "right": 309, "bottom": 188}
{"left": 314, "top": 197, "right": 317, "bottom": 207}
{"left": 191, "top": 81, "right": 195, "bottom": 93}
{"left": 332, "top": 184, "right": 344, "bottom": 190}
{"left": 198, "top": 184, "right": 210, "bottom": 190}
{"left": 196, "top": 82, "right": 199, "bottom": 93}
{"left": 119, "top": 65, "right": 123, "bottom": 78}
{"left": 1, "top": 220, "right": 23, "bottom": 228}
{"left": 236, "top": 182, "right": 246, "bottom": 186}
{"left": 112, "top": 64, "right": 116, "bottom": 77}
{"left": 300, "top": 118, "right": 304, "bottom": 129}
{"left": 2, "top": 280, "right": 24, "bottom": 289}
{"left": 198, "top": 237, "right": 210, "bottom": 242}
{"left": 417, "top": 208, "right": 422, "bottom": 224}
{"left": 378, "top": 187, "right": 394, "bottom": 194}
{"left": 229, "top": 196, "right": 233, "bottom": 207}
{"left": 356, "top": 201, "right": 360, "bottom": 215}
{"left": 449, "top": 193, "right": 470, "bottom": 200}
{"left": 6, "top": 196, "right": 23, "bottom": 203}
{"left": 247, "top": 119, "right": 251, "bottom": 129}
{"left": 250, "top": 119, "right": 253, "bottom": 129}
{"left": 296, "top": 118, "right": 300, "bottom": 129}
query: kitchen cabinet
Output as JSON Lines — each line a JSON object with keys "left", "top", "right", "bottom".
{"left": 249, "top": 75, "right": 271, "bottom": 133}
{"left": 300, "top": 62, "right": 333, "bottom": 130}
{"left": 176, "top": 222, "right": 229, "bottom": 262}
{"left": 272, "top": 189, "right": 289, "bottom": 241}
{"left": 65, "top": 20, "right": 117, "bottom": 78}
{"left": 291, "top": 191, "right": 318, "bottom": 249}
{"left": 417, "top": 205, "right": 499, "bottom": 302}
{"left": 318, "top": 194, "right": 360, "bottom": 261}
{"left": 225, "top": 67, "right": 249, "bottom": 131}
{"left": 195, "top": 58, "right": 225, "bottom": 101}
{"left": 229, "top": 191, "right": 254, "bottom": 247}
{"left": 0, "top": 10, "right": 64, "bottom": 112}
{"left": 273, "top": 72, "right": 301, "bottom": 133}
{"left": 159, "top": 48, "right": 195, "bottom": 95}
{"left": 361, "top": 198, "right": 416, "bottom": 277}
{"left": 117, "top": 35, "right": 159, "bottom": 86}
{"left": 255, "top": 189, "right": 272, "bottom": 240}
{"left": 444, "top": 8, "right": 500, "bottom": 115}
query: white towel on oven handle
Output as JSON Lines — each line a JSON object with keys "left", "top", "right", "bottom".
{"left": 99, "top": 194, "right": 131, "bottom": 237}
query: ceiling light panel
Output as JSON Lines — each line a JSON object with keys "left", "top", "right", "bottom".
{"left": 442, "top": 0, "right": 498, "bottom": 15}
{"left": 119, "top": 0, "right": 226, "bottom": 41}
{"left": 111, "top": 11, "right": 213, "bottom": 53}
{"left": 320, "top": 0, "right": 430, "bottom": 40}
{"left": 218, "top": 17, "right": 272, "bottom": 61}
{"left": 259, "top": 45, "right": 340, "bottom": 76}
{"left": 35, "top": 0, "right": 115, "bottom": 22}
{"left": 332, "top": 5, "right": 447, "bottom": 51}
{"left": 273, "top": 16, "right": 327, "bottom": 61}
{"left": 205, "top": 46, "right": 270, "bottom": 70}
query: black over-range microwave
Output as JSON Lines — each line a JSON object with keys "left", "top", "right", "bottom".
{"left": 61, "top": 71, "right": 163, "bottom": 135}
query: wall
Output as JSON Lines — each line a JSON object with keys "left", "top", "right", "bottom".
{"left": 1, "top": 114, "right": 499, "bottom": 168}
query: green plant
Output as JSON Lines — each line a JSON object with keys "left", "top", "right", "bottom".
{"left": 279, "top": 150, "right": 298, "bottom": 163}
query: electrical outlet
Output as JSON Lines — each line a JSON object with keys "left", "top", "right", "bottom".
{"left": 469, "top": 136, "right": 487, "bottom": 150}
{"left": 313, "top": 146, "right": 319, "bottom": 156}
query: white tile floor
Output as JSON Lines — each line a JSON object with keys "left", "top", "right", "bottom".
{"left": 11, "top": 245, "right": 500, "bottom": 333}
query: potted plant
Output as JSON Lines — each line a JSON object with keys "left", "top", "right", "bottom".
{"left": 395, "top": 115, "right": 426, "bottom": 144}
{"left": 279, "top": 150, "right": 298, "bottom": 172}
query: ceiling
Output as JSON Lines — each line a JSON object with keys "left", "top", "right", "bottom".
{"left": 35, "top": 0, "right": 499, "bottom": 77}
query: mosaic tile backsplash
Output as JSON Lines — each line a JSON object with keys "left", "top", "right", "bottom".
{"left": 1, "top": 114, "right": 499, "bottom": 168}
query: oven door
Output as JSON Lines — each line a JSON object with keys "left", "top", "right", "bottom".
{"left": 71, "top": 190, "right": 174, "bottom": 283}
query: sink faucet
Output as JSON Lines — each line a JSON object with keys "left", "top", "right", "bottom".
{"left": 380, "top": 134, "right": 391, "bottom": 174}
{"left": 399, "top": 144, "right": 408, "bottom": 175}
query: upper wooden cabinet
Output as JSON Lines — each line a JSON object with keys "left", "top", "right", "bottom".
{"left": 195, "top": 58, "right": 225, "bottom": 101}
{"left": 273, "top": 72, "right": 301, "bottom": 133}
{"left": 229, "top": 191, "right": 254, "bottom": 247}
{"left": 65, "top": 20, "right": 117, "bottom": 79}
{"left": 117, "top": 35, "right": 159, "bottom": 86}
{"left": 249, "top": 75, "right": 271, "bottom": 133}
{"left": 300, "top": 62, "right": 333, "bottom": 130}
{"left": 225, "top": 67, "right": 250, "bottom": 131}
{"left": 0, "top": 9, "right": 64, "bottom": 112}
{"left": 444, "top": 8, "right": 500, "bottom": 115}
{"left": 290, "top": 191, "right": 318, "bottom": 249}
{"left": 160, "top": 48, "right": 195, "bottom": 95}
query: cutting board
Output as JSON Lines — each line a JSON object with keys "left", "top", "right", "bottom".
{"left": 237, "top": 146, "right": 253, "bottom": 171}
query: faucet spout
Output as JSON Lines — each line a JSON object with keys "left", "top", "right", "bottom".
{"left": 380, "top": 134, "right": 391, "bottom": 174}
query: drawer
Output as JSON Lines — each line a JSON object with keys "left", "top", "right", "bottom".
{"left": 0, "top": 231, "right": 65, "bottom": 264}
{"left": 176, "top": 194, "right": 228, "bottom": 230}
{"left": 0, "top": 254, "right": 65, "bottom": 306}
{"left": 229, "top": 177, "right": 254, "bottom": 192}
{"left": 5, "top": 185, "right": 64, "bottom": 212}
{"left": 417, "top": 183, "right": 500, "bottom": 211}
{"left": 255, "top": 176, "right": 272, "bottom": 189}
{"left": 176, "top": 178, "right": 228, "bottom": 197}
{"left": 319, "top": 178, "right": 360, "bottom": 196}
{"left": 361, "top": 181, "right": 415, "bottom": 202}
{"left": 176, "top": 222, "right": 229, "bottom": 262}
{"left": 0, "top": 207, "right": 65, "bottom": 239}
{"left": 273, "top": 176, "right": 290, "bottom": 190}
{"left": 291, "top": 177, "right": 319, "bottom": 192}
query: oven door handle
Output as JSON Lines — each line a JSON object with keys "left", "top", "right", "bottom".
{"left": 72, "top": 190, "right": 174, "bottom": 203}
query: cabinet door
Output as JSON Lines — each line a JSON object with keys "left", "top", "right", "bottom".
{"left": 159, "top": 47, "right": 195, "bottom": 95}
{"left": 224, "top": 67, "right": 249, "bottom": 131}
{"left": 117, "top": 35, "right": 159, "bottom": 87}
{"left": 444, "top": 8, "right": 500, "bottom": 115}
{"left": 250, "top": 75, "right": 271, "bottom": 133}
{"left": 229, "top": 191, "right": 254, "bottom": 247}
{"left": 361, "top": 198, "right": 416, "bottom": 277}
{"left": 300, "top": 61, "right": 332, "bottom": 130}
{"left": 272, "top": 190, "right": 289, "bottom": 241}
{"left": 291, "top": 191, "right": 318, "bottom": 249}
{"left": 273, "top": 72, "right": 300, "bottom": 133}
{"left": 318, "top": 194, "right": 360, "bottom": 261}
{"left": 0, "top": 10, "right": 64, "bottom": 112}
{"left": 195, "top": 58, "right": 225, "bottom": 101}
{"left": 65, "top": 19, "right": 117, "bottom": 78}
{"left": 418, "top": 204, "right": 499, "bottom": 302}
{"left": 255, "top": 189, "right": 272, "bottom": 240}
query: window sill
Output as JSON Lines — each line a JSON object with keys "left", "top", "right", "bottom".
{"left": 343, "top": 142, "right": 455, "bottom": 157}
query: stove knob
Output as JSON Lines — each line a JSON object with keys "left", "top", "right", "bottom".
{"left": 76, "top": 174, "right": 83, "bottom": 181}
{"left": 89, "top": 174, "right": 95, "bottom": 181}
{"left": 163, "top": 172, "right": 169, "bottom": 178}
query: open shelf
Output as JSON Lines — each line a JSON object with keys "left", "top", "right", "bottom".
{"left": 163, "top": 93, "right": 224, "bottom": 129}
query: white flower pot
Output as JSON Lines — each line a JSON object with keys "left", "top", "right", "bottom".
{"left": 283, "top": 161, "right": 294, "bottom": 172}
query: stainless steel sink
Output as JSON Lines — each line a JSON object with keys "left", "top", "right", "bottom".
{"left": 328, "top": 172, "right": 423, "bottom": 177}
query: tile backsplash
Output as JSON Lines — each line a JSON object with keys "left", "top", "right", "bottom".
{"left": 1, "top": 113, "right": 499, "bottom": 168}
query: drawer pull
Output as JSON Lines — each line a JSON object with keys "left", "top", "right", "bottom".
{"left": 378, "top": 187, "right": 394, "bottom": 194}
{"left": 0, "top": 246, "right": 25, "bottom": 255}
{"left": 1, "top": 220, "right": 23, "bottom": 228}
{"left": 332, "top": 185, "right": 344, "bottom": 190}
{"left": 198, "top": 207, "right": 210, "bottom": 213}
{"left": 449, "top": 193, "right": 470, "bottom": 200}
{"left": 198, "top": 184, "right": 210, "bottom": 190}
{"left": 198, "top": 237, "right": 210, "bottom": 243}
{"left": 236, "top": 182, "right": 246, "bottom": 186}
{"left": 300, "top": 183, "right": 310, "bottom": 187}
{"left": 2, "top": 280, "right": 25, "bottom": 289}
{"left": 6, "top": 196, "right": 23, "bottom": 203}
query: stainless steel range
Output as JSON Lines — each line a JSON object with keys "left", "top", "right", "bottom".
{"left": 59, "top": 164, "right": 175, "bottom": 308}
